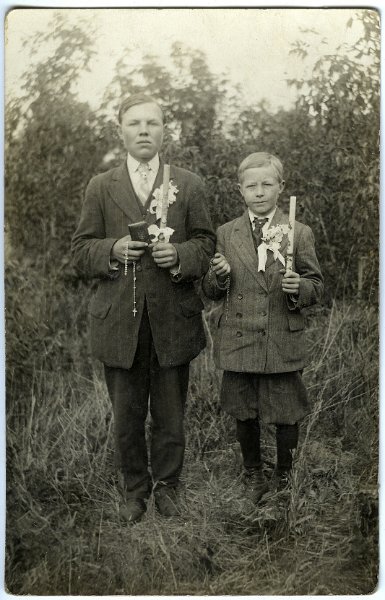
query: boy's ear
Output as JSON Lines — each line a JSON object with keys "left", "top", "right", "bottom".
{"left": 237, "top": 182, "right": 243, "bottom": 196}
{"left": 279, "top": 180, "right": 285, "bottom": 193}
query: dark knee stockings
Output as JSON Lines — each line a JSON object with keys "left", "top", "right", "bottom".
{"left": 276, "top": 423, "right": 299, "bottom": 473}
{"left": 236, "top": 418, "right": 262, "bottom": 469}
{"left": 236, "top": 418, "right": 298, "bottom": 472}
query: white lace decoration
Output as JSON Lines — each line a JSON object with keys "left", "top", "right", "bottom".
{"left": 149, "top": 181, "right": 179, "bottom": 220}
{"left": 257, "top": 224, "right": 290, "bottom": 272}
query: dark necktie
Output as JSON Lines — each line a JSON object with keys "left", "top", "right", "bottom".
{"left": 252, "top": 217, "right": 269, "bottom": 248}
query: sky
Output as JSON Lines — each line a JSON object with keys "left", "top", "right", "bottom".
{"left": 5, "top": 7, "right": 366, "bottom": 113}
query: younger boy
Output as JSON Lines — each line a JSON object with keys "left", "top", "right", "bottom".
{"left": 203, "top": 152, "right": 323, "bottom": 503}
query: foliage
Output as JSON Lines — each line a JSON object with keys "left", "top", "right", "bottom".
{"left": 6, "top": 256, "right": 93, "bottom": 396}
{"left": 5, "top": 13, "right": 109, "bottom": 262}
{"left": 101, "top": 41, "right": 237, "bottom": 149}
{"left": 5, "top": 10, "right": 379, "bottom": 300}
{"left": 225, "top": 10, "right": 380, "bottom": 301}
{"left": 287, "top": 10, "right": 380, "bottom": 300}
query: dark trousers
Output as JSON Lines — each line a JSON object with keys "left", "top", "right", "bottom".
{"left": 236, "top": 418, "right": 299, "bottom": 473}
{"left": 104, "top": 308, "right": 189, "bottom": 499}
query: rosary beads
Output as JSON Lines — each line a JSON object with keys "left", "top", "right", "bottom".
{"left": 132, "top": 262, "right": 137, "bottom": 317}
{"left": 123, "top": 242, "right": 137, "bottom": 316}
{"left": 208, "top": 259, "right": 230, "bottom": 321}
{"left": 124, "top": 242, "right": 129, "bottom": 276}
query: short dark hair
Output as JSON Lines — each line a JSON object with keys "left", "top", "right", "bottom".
{"left": 238, "top": 152, "right": 284, "bottom": 183}
{"left": 118, "top": 94, "right": 164, "bottom": 124}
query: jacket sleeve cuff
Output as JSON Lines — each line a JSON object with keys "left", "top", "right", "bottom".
{"left": 287, "top": 279, "right": 314, "bottom": 310}
{"left": 170, "top": 262, "right": 182, "bottom": 282}
{"left": 94, "top": 238, "right": 120, "bottom": 277}
{"left": 202, "top": 270, "right": 229, "bottom": 300}
{"left": 171, "top": 242, "right": 196, "bottom": 282}
{"left": 216, "top": 273, "right": 230, "bottom": 290}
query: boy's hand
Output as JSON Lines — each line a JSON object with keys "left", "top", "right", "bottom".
{"left": 150, "top": 241, "right": 178, "bottom": 268}
{"left": 280, "top": 269, "right": 300, "bottom": 295}
{"left": 111, "top": 235, "right": 147, "bottom": 263}
{"left": 211, "top": 252, "right": 231, "bottom": 277}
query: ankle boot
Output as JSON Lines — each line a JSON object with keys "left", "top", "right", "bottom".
{"left": 271, "top": 467, "right": 291, "bottom": 491}
{"left": 243, "top": 467, "right": 269, "bottom": 503}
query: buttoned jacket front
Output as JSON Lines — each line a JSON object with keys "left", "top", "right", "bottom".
{"left": 203, "top": 208, "right": 323, "bottom": 373}
{"left": 72, "top": 160, "right": 215, "bottom": 369}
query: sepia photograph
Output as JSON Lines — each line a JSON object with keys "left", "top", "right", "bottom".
{"left": 4, "top": 5, "right": 379, "bottom": 595}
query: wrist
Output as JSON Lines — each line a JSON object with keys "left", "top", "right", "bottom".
{"left": 171, "top": 245, "right": 179, "bottom": 267}
{"left": 217, "top": 272, "right": 229, "bottom": 282}
{"left": 216, "top": 273, "right": 230, "bottom": 290}
{"left": 170, "top": 262, "right": 182, "bottom": 281}
{"left": 110, "top": 241, "right": 119, "bottom": 260}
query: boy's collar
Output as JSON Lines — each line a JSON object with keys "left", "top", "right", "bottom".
{"left": 126, "top": 153, "right": 160, "bottom": 174}
{"left": 248, "top": 206, "right": 277, "bottom": 226}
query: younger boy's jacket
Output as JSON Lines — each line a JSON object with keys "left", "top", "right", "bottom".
{"left": 203, "top": 208, "right": 323, "bottom": 374}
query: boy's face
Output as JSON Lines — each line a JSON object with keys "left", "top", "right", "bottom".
{"left": 119, "top": 102, "right": 164, "bottom": 162}
{"left": 238, "top": 165, "right": 284, "bottom": 217}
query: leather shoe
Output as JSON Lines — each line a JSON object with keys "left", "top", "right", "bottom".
{"left": 119, "top": 498, "right": 146, "bottom": 523}
{"left": 243, "top": 468, "right": 269, "bottom": 504}
{"left": 155, "top": 486, "right": 179, "bottom": 517}
{"left": 271, "top": 468, "right": 290, "bottom": 492}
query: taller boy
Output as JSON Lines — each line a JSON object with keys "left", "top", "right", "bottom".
{"left": 72, "top": 95, "right": 215, "bottom": 522}
{"left": 203, "top": 152, "right": 323, "bottom": 502}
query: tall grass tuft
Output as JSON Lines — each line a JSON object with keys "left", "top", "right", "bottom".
{"left": 6, "top": 261, "right": 378, "bottom": 594}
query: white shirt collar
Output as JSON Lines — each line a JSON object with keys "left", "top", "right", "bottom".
{"left": 126, "top": 153, "right": 160, "bottom": 175}
{"left": 248, "top": 206, "right": 277, "bottom": 227}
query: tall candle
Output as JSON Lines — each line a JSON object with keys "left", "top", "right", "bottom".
{"left": 286, "top": 195, "right": 296, "bottom": 272}
{"left": 160, "top": 164, "right": 170, "bottom": 229}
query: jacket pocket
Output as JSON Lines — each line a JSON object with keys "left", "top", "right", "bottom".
{"left": 89, "top": 299, "right": 112, "bottom": 320}
{"left": 287, "top": 312, "right": 305, "bottom": 331}
{"left": 180, "top": 295, "right": 204, "bottom": 317}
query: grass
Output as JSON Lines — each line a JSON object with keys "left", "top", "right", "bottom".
{"left": 5, "top": 264, "right": 378, "bottom": 595}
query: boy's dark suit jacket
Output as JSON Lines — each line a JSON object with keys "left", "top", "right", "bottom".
{"left": 203, "top": 208, "right": 323, "bottom": 373}
{"left": 72, "top": 160, "right": 215, "bottom": 369}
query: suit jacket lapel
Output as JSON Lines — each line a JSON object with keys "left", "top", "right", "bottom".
{"left": 109, "top": 163, "right": 144, "bottom": 222}
{"left": 270, "top": 207, "right": 289, "bottom": 252}
{"left": 108, "top": 159, "right": 165, "bottom": 226}
{"left": 232, "top": 211, "right": 268, "bottom": 291}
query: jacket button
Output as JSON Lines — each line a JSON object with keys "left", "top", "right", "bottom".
{"left": 237, "top": 294, "right": 243, "bottom": 300}
{"left": 260, "top": 330, "right": 266, "bottom": 336}
{"left": 236, "top": 331, "right": 242, "bottom": 337}
{"left": 236, "top": 312, "right": 242, "bottom": 318}
{"left": 261, "top": 311, "right": 267, "bottom": 316}
{"left": 136, "top": 264, "right": 142, "bottom": 272}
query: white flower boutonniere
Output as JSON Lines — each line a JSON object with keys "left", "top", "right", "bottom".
{"left": 150, "top": 180, "right": 179, "bottom": 220}
{"left": 148, "top": 224, "right": 175, "bottom": 244}
{"left": 258, "top": 224, "right": 290, "bottom": 272}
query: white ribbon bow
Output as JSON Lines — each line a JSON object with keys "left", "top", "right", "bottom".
{"left": 148, "top": 224, "right": 175, "bottom": 243}
{"left": 257, "top": 241, "right": 285, "bottom": 272}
